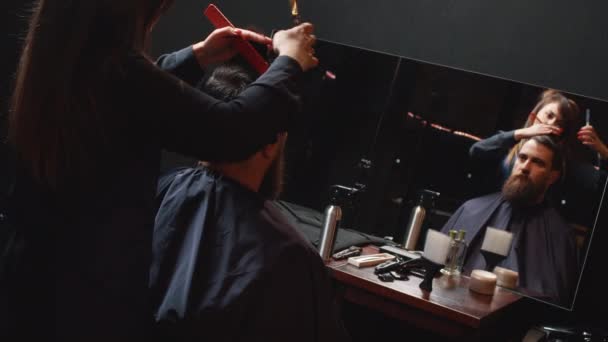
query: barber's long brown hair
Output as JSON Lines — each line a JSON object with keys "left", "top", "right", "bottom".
{"left": 505, "top": 89, "right": 580, "bottom": 169}
{"left": 9, "top": 0, "right": 174, "bottom": 188}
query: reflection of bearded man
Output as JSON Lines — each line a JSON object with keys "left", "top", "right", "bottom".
{"left": 502, "top": 173, "right": 546, "bottom": 206}
{"left": 440, "top": 134, "right": 576, "bottom": 306}
{"left": 501, "top": 135, "right": 563, "bottom": 206}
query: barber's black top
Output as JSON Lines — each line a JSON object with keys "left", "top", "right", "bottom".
{"left": 151, "top": 167, "right": 349, "bottom": 341}
{"left": 4, "top": 47, "right": 302, "bottom": 340}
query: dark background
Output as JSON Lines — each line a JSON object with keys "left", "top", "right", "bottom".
{"left": 2, "top": 0, "right": 607, "bottom": 330}
{"left": 152, "top": 0, "right": 608, "bottom": 101}
{"left": 4, "top": 0, "right": 608, "bottom": 133}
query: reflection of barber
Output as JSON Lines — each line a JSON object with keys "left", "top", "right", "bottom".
{"left": 470, "top": 89, "right": 605, "bottom": 225}
{"left": 470, "top": 89, "right": 580, "bottom": 177}
{"left": 578, "top": 124, "right": 608, "bottom": 159}
{"left": 443, "top": 136, "right": 578, "bottom": 306}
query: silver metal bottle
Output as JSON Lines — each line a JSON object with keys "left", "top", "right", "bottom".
{"left": 319, "top": 204, "right": 342, "bottom": 262}
{"left": 402, "top": 189, "right": 439, "bottom": 251}
{"left": 403, "top": 205, "right": 426, "bottom": 250}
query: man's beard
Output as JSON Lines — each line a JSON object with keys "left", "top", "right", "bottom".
{"left": 258, "top": 146, "right": 286, "bottom": 200}
{"left": 501, "top": 173, "right": 545, "bottom": 206}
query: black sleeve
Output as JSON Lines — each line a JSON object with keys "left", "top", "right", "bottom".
{"left": 155, "top": 46, "right": 204, "bottom": 86}
{"left": 469, "top": 130, "right": 517, "bottom": 161}
{"left": 127, "top": 53, "right": 302, "bottom": 163}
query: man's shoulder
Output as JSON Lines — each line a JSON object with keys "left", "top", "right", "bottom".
{"left": 544, "top": 206, "right": 575, "bottom": 236}
{"left": 461, "top": 192, "right": 502, "bottom": 209}
{"left": 263, "top": 202, "right": 316, "bottom": 243}
{"left": 254, "top": 201, "right": 320, "bottom": 259}
{"left": 157, "top": 166, "right": 200, "bottom": 190}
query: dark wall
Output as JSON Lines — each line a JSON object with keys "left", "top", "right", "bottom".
{"left": 1, "top": 1, "right": 31, "bottom": 138}
{"left": 5, "top": 1, "right": 607, "bottom": 118}
{"left": 153, "top": 0, "right": 608, "bottom": 101}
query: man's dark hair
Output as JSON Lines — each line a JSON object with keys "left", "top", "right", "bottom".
{"left": 200, "top": 64, "right": 256, "bottom": 101}
{"left": 526, "top": 135, "right": 565, "bottom": 172}
{"left": 196, "top": 63, "right": 270, "bottom": 166}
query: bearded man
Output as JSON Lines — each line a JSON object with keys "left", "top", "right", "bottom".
{"left": 441, "top": 135, "right": 579, "bottom": 306}
{"left": 149, "top": 64, "right": 348, "bottom": 341}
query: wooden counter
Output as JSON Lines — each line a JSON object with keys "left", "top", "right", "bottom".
{"left": 327, "top": 245, "right": 527, "bottom": 340}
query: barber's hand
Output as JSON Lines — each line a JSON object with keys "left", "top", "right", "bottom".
{"left": 192, "top": 27, "right": 272, "bottom": 68}
{"left": 272, "top": 23, "right": 319, "bottom": 71}
{"left": 514, "top": 124, "right": 562, "bottom": 140}
{"left": 578, "top": 125, "right": 608, "bottom": 158}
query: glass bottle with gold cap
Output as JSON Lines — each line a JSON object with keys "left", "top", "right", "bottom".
{"left": 453, "top": 229, "right": 467, "bottom": 275}
{"left": 440, "top": 230, "right": 459, "bottom": 276}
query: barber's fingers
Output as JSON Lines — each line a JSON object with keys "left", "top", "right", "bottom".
{"left": 577, "top": 129, "right": 604, "bottom": 149}
{"left": 308, "top": 34, "right": 317, "bottom": 45}
{"left": 234, "top": 28, "right": 272, "bottom": 45}
{"left": 298, "top": 22, "right": 314, "bottom": 34}
{"left": 272, "top": 22, "right": 319, "bottom": 71}
{"left": 539, "top": 124, "right": 563, "bottom": 135}
{"left": 550, "top": 125, "right": 563, "bottom": 135}
{"left": 578, "top": 130, "right": 597, "bottom": 142}
{"left": 531, "top": 124, "right": 555, "bottom": 135}
{"left": 207, "top": 27, "right": 271, "bottom": 45}
{"left": 578, "top": 126, "right": 596, "bottom": 136}
{"left": 578, "top": 125, "right": 596, "bottom": 135}
{"left": 579, "top": 135, "right": 596, "bottom": 146}
{"left": 303, "top": 35, "right": 316, "bottom": 56}
{"left": 205, "top": 26, "right": 236, "bottom": 40}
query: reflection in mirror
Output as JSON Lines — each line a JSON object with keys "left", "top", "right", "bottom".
{"left": 282, "top": 40, "right": 607, "bottom": 311}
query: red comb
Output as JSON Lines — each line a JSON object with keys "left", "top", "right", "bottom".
{"left": 204, "top": 4, "right": 269, "bottom": 74}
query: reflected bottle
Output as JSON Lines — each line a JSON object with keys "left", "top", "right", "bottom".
{"left": 440, "top": 229, "right": 467, "bottom": 276}
{"left": 454, "top": 230, "right": 467, "bottom": 274}
{"left": 441, "top": 230, "right": 459, "bottom": 276}
{"left": 403, "top": 204, "right": 426, "bottom": 251}
{"left": 403, "top": 190, "right": 439, "bottom": 250}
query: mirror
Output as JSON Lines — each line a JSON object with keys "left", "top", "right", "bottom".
{"left": 281, "top": 39, "right": 608, "bottom": 310}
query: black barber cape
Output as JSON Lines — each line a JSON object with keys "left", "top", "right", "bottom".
{"left": 441, "top": 193, "right": 579, "bottom": 306}
{"left": 150, "top": 167, "right": 349, "bottom": 341}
